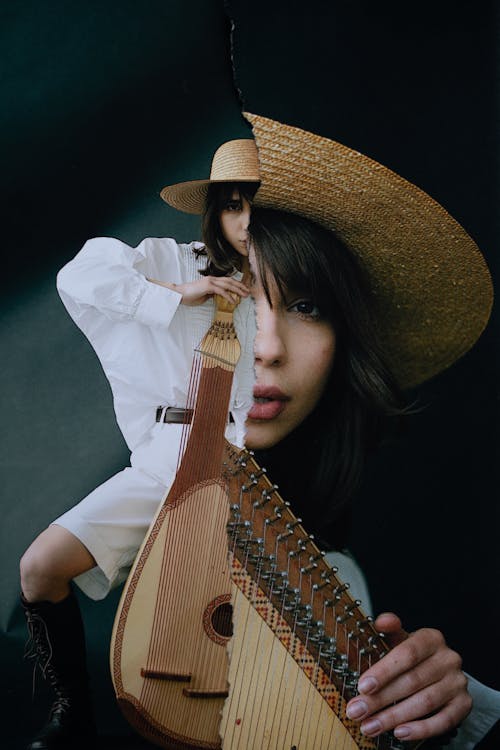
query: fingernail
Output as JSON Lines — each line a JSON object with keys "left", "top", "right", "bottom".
{"left": 394, "top": 726, "right": 411, "bottom": 739}
{"left": 361, "top": 719, "right": 382, "bottom": 737}
{"left": 346, "top": 700, "right": 368, "bottom": 720}
{"left": 357, "top": 676, "right": 378, "bottom": 694}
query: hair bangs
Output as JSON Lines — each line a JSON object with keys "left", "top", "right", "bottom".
{"left": 249, "top": 208, "right": 340, "bottom": 324}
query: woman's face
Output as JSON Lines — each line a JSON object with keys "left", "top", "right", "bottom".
{"left": 245, "top": 246, "right": 336, "bottom": 450}
{"left": 219, "top": 191, "right": 251, "bottom": 257}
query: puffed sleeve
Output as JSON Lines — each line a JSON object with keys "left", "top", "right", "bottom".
{"left": 56, "top": 236, "right": 183, "bottom": 331}
{"left": 448, "top": 677, "right": 500, "bottom": 749}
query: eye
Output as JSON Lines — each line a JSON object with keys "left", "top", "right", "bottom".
{"left": 288, "top": 299, "right": 322, "bottom": 320}
{"left": 223, "top": 199, "right": 242, "bottom": 212}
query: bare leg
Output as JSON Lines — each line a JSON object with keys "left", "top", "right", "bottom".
{"left": 20, "top": 525, "right": 96, "bottom": 603}
{"left": 20, "top": 526, "right": 98, "bottom": 748}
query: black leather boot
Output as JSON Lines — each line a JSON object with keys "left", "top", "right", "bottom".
{"left": 21, "top": 590, "right": 97, "bottom": 749}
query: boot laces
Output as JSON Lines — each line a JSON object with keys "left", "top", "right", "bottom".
{"left": 48, "top": 692, "right": 72, "bottom": 719}
{"left": 24, "top": 609, "right": 54, "bottom": 696}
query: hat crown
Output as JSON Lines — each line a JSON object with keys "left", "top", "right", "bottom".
{"left": 209, "top": 139, "right": 260, "bottom": 182}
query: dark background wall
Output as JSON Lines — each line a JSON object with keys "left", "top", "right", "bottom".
{"left": 228, "top": 0, "right": 499, "bottom": 688}
{"left": 1, "top": 2, "right": 498, "bottom": 748}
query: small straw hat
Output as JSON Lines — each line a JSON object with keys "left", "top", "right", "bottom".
{"left": 245, "top": 112, "right": 493, "bottom": 389}
{"left": 160, "top": 139, "right": 260, "bottom": 214}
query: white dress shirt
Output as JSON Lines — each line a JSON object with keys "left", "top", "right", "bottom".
{"left": 56, "top": 236, "right": 256, "bottom": 451}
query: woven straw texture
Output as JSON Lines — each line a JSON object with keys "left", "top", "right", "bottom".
{"left": 161, "top": 139, "right": 260, "bottom": 214}
{"left": 245, "top": 112, "right": 493, "bottom": 389}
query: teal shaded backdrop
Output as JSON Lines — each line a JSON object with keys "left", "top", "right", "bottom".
{"left": 1, "top": 2, "right": 249, "bottom": 746}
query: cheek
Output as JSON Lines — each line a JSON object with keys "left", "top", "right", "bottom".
{"left": 299, "top": 335, "right": 335, "bottom": 396}
{"left": 219, "top": 216, "right": 230, "bottom": 240}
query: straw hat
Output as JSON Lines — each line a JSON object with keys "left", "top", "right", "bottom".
{"left": 160, "top": 139, "right": 260, "bottom": 214}
{"left": 245, "top": 112, "right": 493, "bottom": 389}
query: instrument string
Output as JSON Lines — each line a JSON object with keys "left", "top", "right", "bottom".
{"left": 143, "top": 349, "right": 203, "bottom": 721}
{"left": 270, "top": 549, "right": 302, "bottom": 748}
{"left": 248, "top": 576, "right": 291, "bottom": 750}
{"left": 244, "top": 520, "right": 280, "bottom": 750}
{"left": 297, "top": 584, "right": 324, "bottom": 747}
{"left": 287, "top": 542, "right": 312, "bottom": 745}
{"left": 152, "top": 353, "right": 202, "bottom": 722}
{"left": 138, "top": 302, "right": 238, "bottom": 736}
{"left": 258, "top": 552, "right": 299, "bottom": 750}
{"left": 191, "top": 480, "right": 227, "bottom": 686}
{"left": 305, "top": 649, "right": 328, "bottom": 749}
{"left": 233, "top": 511, "right": 270, "bottom": 750}
{"left": 222, "top": 584, "right": 253, "bottom": 747}
{"left": 227, "top": 489, "right": 281, "bottom": 749}
{"left": 185, "top": 321, "right": 238, "bottom": 731}
{"left": 180, "top": 353, "right": 233, "bottom": 734}
{"left": 222, "top": 506, "right": 259, "bottom": 748}
{"left": 257, "top": 530, "right": 306, "bottom": 748}
{"left": 172, "top": 352, "right": 206, "bottom": 730}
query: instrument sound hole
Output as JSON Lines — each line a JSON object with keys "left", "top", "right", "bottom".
{"left": 211, "top": 602, "right": 233, "bottom": 638}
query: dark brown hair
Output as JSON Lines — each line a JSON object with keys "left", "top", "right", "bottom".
{"left": 196, "top": 182, "right": 258, "bottom": 276}
{"left": 248, "top": 208, "right": 406, "bottom": 548}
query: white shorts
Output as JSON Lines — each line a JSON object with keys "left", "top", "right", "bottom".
{"left": 54, "top": 421, "right": 239, "bottom": 601}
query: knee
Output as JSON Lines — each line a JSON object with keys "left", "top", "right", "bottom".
{"left": 20, "top": 542, "right": 62, "bottom": 601}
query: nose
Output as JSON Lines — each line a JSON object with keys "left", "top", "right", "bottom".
{"left": 253, "top": 304, "right": 287, "bottom": 367}
{"left": 240, "top": 200, "right": 251, "bottom": 233}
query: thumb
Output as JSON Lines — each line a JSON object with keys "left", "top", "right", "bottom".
{"left": 373, "top": 611, "right": 409, "bottom": 648}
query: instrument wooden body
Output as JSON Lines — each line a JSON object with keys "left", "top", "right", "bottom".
{"left": 111, "top": 297, "right": 240, "bottom": 748}
{"left": 111, "top": 477, "right": 232, "bottom": 748}
{"left": 110, "top": 297, "right": 423, "bottom": 750}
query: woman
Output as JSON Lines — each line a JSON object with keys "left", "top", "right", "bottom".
{"left": 241, "top": 111, "right": 498, "bottom": 748}
{"left": 19, "top": 138, "right": 260, "bottom": 750}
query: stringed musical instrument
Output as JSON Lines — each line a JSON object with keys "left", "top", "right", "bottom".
{"left": 110, "top": 295, "right": 423, "bottom": 750}
{"left": 110, "top": 294, "right": 241, "bottom": 747}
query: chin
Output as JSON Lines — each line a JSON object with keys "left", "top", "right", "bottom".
{"left": 243, "top": 421, "right": 284, "bottom": 451}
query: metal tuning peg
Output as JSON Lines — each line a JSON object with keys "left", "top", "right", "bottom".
{"left": 241, "top": 477, "right": 259, "bottom": 492}
{"left": 336, "top": 600, "right": 361, "bottom": 624}
{"left": 249, "top": 468, "right": 266, "bottom": 480}
{"left": 300, "top": 562, "right": 318, "bottom": 575}
{"left": 265, "top": 507, "right": 282, "bottom": 525}
{"left": 313, "top": 576, "right": 331, "bottom": 592}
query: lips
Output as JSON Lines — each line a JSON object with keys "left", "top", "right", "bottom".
{"left": 247, "top": 386, "right": 290, "bottom": 421}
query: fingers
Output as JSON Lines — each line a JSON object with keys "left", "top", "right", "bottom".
{"left": 358, "top": 677, "right": 471, "bottom": 741}
{"left": 348, "top": 665, "right": 469, "bottom": 736}
{"left": 177, "top": 276, "right": 250, "bottom": 306}
{"left": 345, "top": 625, "right": 472, "bottom": 742}
{"left": 207, "top": 276, "right": 250, "bottom": 303}
{"left": 390, "top": 690, "right": 472, "bottom": 742}
{"left": 373, "top": 612, "right": 407, "bottom": 648}
{"left": 358, "top": 627, "right": 447, "bottom": 695}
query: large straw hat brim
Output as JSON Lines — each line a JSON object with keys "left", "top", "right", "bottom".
{"left": 245, "top": 112, "right": 493, "bottom": 389}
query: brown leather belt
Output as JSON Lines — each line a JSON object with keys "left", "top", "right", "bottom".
{"left": 156, "top": 407, "right": 234, "bottom": 424}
